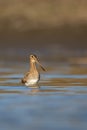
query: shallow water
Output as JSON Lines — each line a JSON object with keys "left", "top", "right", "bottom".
{"left": 0, "top": 52, "right": 87, "bottom": 130}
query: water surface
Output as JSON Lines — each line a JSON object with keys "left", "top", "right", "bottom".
{"left": 0, "top": 51, "right": 87, "bottom": 130}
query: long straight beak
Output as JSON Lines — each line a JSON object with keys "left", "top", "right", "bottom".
{"left": 36, "top": 61, "right": 46, "bottom": 71}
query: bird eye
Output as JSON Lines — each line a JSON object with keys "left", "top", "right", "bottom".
{"left": 31, "top": 55, "right": 33, "bottom": 58}
{"left": 30, "top": 54, "right": 37, "bottom": 59}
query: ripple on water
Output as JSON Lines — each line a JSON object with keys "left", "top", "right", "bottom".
{"left": 0, "top": 64, "right": 87, "bottom": 130}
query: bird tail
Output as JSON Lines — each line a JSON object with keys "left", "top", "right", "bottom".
{"left": 21, "top": 78, "right": 26, "bottom": 84}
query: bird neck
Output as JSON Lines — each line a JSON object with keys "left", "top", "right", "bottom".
{"left": 30, "top": 61, "right": 37, "bottom": 72}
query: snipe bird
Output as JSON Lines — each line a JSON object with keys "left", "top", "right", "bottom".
{"left": 21, "top": 54, "right": 46, "bottom": 86}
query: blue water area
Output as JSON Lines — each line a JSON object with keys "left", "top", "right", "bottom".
{"left": 0, "top": 85, "right": 87, "bottom": 130}
{"left": 0, "top": 59, "right": 87, "bottom": 130}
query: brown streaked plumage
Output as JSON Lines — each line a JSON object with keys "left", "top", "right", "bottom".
{"left": 21, "top": 54, "right": 46, "bottom": 86}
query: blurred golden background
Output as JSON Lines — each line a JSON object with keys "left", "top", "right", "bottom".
{"left": 0, "top": 0, "right": 87, "bottom": 48}
{"left": 0, "top": 0, "right": 87, "bottom": 30}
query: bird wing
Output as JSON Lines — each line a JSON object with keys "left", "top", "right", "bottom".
{"left": 21, "top": 72, "right": 30, "bottom": 83}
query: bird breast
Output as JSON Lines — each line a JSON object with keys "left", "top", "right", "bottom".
{"left": 25, "top": 71, "right": 40, "bottom": 86}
